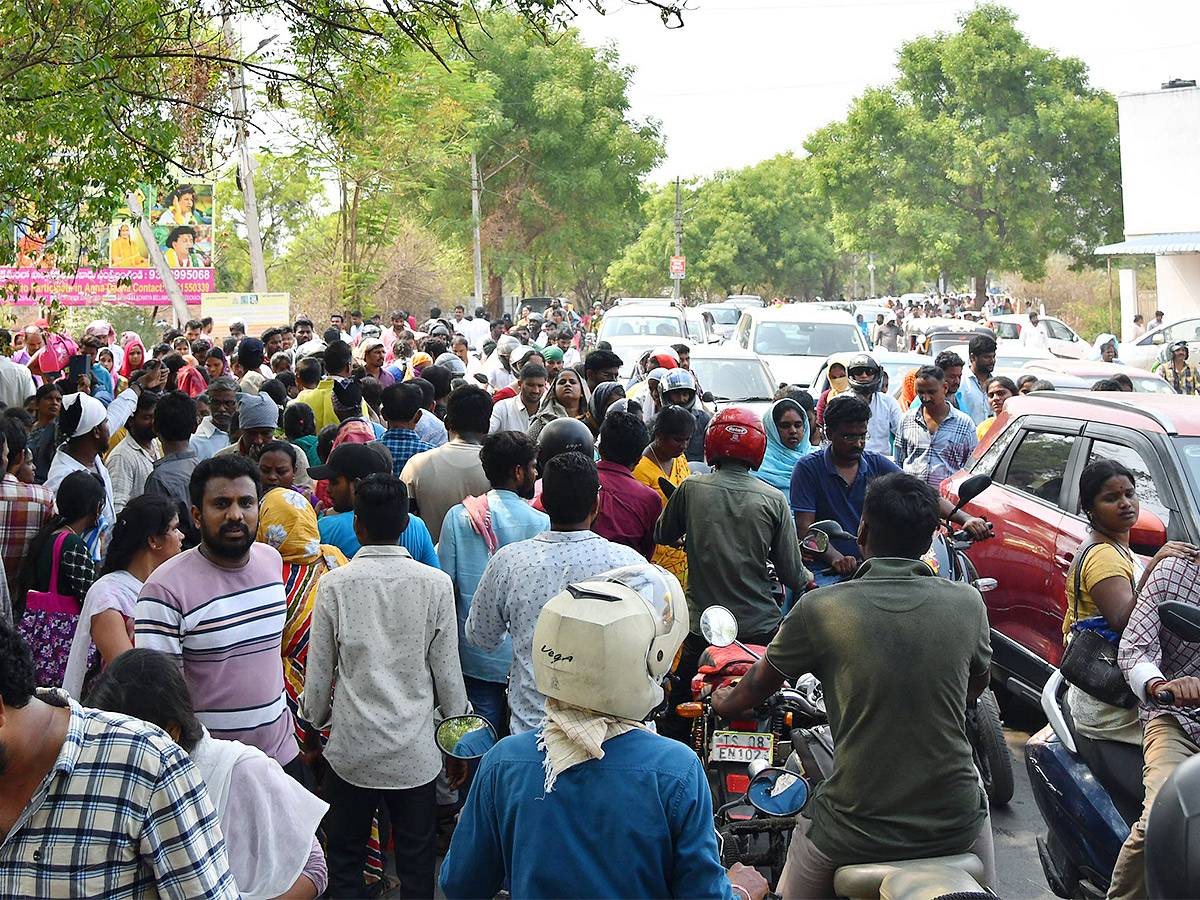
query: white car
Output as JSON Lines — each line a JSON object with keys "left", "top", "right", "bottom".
{"left": 596, "top": 303, "right": 689, "bottom": 378}
{"left": 687, "top": 346, "right": 779, "bottom": 421}
{"left": 731, "top": 306, "right": 868, "bottom": 387}
{"left": 989, "top": 314, "right": 1088, "bottom": 359}
{"left": 1121, "top": 317, "right": 1200, "bottom": 371}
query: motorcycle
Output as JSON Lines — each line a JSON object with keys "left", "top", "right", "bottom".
{"left": 698, "top": 609, "right": 990, "bottom": 899}
{"left": 1026, "top": 599, "right": 1200, "bottom": 899}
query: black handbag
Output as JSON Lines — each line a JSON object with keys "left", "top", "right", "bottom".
{"left": 1059, "top": 542, "right": 1139, "bottom": 709}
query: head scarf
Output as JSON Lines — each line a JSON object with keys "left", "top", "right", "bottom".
{"left": 588, "top": 381, "right": 625, "bottom": 428}
{"left": 1090, "top": 333, "right": 1119, "bottom": 361}
{"left": 824, "top": 352, "right": 855, "bottom": 398}
{"left": 118, "top": 337, "right": 147, "bottom": 379}
{"left": 60, "top": 392, "right": 107, "bottom": 439}
{"left": 238, "top": 393, "right": 280, "bottom": 430}
{"left": 541, "top": 345, "right": 564, "bottom": 364}
{"left": 356, "top": 338, "right": 384, "bottom": 366}
{"left": 755, "top": 398, "right": 814, "bottom": 493}
{"left": 404, "top": 352, "right": 433, "bottom": 381}
{"left": 257, "top": 488, "right": 347, "bottom": 567}
{"left": 206, "top": 346, "right": 233, "bottom": 377}
{"left": 529, "top": 369, "right": 593, "bottom": 439}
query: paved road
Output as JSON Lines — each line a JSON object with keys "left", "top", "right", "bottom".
{"left": 994, "top": 724, "right": 1057, "bottom": 900}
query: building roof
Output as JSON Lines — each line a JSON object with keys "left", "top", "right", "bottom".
{"left": 1095, "top": 232, "right": 1200, "bottom": 255}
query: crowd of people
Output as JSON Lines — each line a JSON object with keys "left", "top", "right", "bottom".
{"left": 1, "top": 295, "right": 1196, "bottom": 899}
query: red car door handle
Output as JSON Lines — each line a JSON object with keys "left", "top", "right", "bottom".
{"left": 1054, "top": 555, "right": 1073, "bottom": 568}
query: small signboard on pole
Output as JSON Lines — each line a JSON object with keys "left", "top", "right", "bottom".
{"left": 670, "top": 256, "right": 686, "bottom": 279}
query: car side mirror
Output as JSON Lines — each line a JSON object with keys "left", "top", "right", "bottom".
{"left": 1130, "top": 509, "right": 1168, "bottom": 555}
{"left": 1153, "top": 333, "right": 1166, "bottom": 345}
{"left": 435, "top": 715, "right": 498, "bottom": 760}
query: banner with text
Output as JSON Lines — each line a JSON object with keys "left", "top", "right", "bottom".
{"left": 201, "top": 292, "right": 291, "bottom": 335}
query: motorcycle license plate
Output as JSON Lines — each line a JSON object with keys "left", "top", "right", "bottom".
{"left": 711, "top": 730, "right": 774, "bottom": 764}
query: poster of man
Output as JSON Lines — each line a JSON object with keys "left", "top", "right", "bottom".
{"left": 151, "top": 183, "right": 214, "bottom": 269}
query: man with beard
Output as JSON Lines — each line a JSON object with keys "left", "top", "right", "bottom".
{"left": 134, "top": 455, "right": 300, "bottom": 774}
{"left": 437, "top": 431, "right": 548, "bottom": 735}
{"left": 0, "top": 618, "right": 239, "bottom": 899}
{"left": 190, "top": 375, "right": 237, "bottom": 460}
{"left": 215, "top": 392, "right": 313, "bottom": 490}
{"left": 105, "top": 390, "right": 161, "bottom": 513}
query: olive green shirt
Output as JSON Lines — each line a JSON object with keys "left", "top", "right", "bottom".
{"left": 655, "top": 463, "right": 809, "bottom": 638}
{"left": 765, "top": 557, "right": 991, "bottom": 865}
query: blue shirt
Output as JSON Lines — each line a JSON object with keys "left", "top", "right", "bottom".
{"left": 416, "top": 409, "right": 448, "bottom": 447}
{"left": 438, "top": 490, "right": 549, "bottom": 682}
{"left": 789, "top": 445, "right": 901, "bottom": 558}
{"left": 957, "top": 372, "right": 990, "bottom": 425}
{"left": 317, "top": 509, "right": 440, "bottom": 569}
{"left": 439, "top": 729, "right": 734, "bottom": 900}
{"left": 378, "top": 427, "right": 435, "bottom": 477}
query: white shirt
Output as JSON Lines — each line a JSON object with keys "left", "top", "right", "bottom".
{"left": 300, "top": 545, "right": 468, "bottom": 789}
{"left": 465, "top": 531, "right": 646, "bottom": 734}
{"left": 465, "top": 318, "right": 491, "bottom": 349}
{"left": 0, "top": 356, "right": 36, "bottom": 409}
{"left": 866, "top": 391, "right": 903, "bottom": 454}
{"left": 105, "top": 434, "right": 160, "bottom": 513}
{"left": 45, "top": 448, "right": 116, "bottom": 560}
{"left": 489, "top": 395, "right": 536, "bottom": 434}
{"left": 190, "top": 417, "right": 230, "bottom": 460}
{"left": 486, "top": 356, "right": 516, "bottom": 390}
{"left": 1020, "top": 322, "right": 1050, "bottom": 351}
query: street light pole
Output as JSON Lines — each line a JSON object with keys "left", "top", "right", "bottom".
{"left": 673, "top": 176, "right": 683, "bottom": 301}
{"left": 471, "top": 151, "right": 483, "bottom": 306}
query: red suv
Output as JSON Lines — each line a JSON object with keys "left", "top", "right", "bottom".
{"left": 941, "top": 393, "right": 1200, "bottom": 704}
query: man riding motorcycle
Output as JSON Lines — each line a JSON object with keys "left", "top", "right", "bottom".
{"left": 713, "top": 472, "right": 996, "bottom": 899}
{"left": 440, "top": 564, "right": 768, "bottom": 900}
{"left": 656, "top": 407, "right": 811, "bottom": 741}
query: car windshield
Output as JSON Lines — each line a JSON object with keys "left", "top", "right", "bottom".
{"left": 689, "top": 357, "right": 776, "bottom": 401}
{"left": 753, "top": 321, "right": 861, "bottom": 356}
{"left": 1174, "top": 438, "right": 1200, "bottom": 503}
{"left": 707, "top": 308, "right": 741, "bottom": 325}
{"left": 993, "top": 322, "right": 1020, "bottom": 340}
{"left": 599, "top": 315, "right": 683, "bottom": 339}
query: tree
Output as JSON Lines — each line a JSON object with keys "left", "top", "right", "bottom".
{"left": 805, "top": 4, "right": 1122, "bottom": 303}
{"left": 0, "top": 0, "right": 684, "bottom": 254}
{"left": 424, "top": 13, "right": 664, "bottom": 307}
{"left": 607, "top": 155, "right": 837, "bottom": 300}
{"left": 214, "top": 153, "right": 324, "bottom": 292}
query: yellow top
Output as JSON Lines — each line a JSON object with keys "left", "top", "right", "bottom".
{"left": 1062, "top": 540, "right": 1137, "bottom": 641}
{"left": 632, "top": 453, "right": 690, "bottom": 591}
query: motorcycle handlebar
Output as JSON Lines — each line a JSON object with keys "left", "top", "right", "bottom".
{"left": 1156, "top": 687, "right": 1177, "bottom": 706}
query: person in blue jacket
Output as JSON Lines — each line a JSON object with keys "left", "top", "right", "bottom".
{"left": 439, "top": 563, "right": 768, "bottom": 900}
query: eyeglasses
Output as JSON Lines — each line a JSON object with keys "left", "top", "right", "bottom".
{"left": 838, "top": 433, "right": 869, "bottom": 445}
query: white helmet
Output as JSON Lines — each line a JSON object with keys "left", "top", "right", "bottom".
{"left": 533, "top": 565, "right": 687, "bottom": 721}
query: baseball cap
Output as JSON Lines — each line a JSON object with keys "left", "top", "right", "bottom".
{"left": 308, "top": 442, "right": 390, "bottom": 481}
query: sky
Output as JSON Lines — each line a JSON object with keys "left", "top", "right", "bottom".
{"left": 570, "top": 0, "right": 1200, "bottom": 182}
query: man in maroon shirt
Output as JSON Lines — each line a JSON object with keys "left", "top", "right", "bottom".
{"left": 593, "top": 411, "right": 663, "bottom": 559}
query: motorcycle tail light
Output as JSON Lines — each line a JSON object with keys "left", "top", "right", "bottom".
{"left": 732, "top": 720, "right": 756, "bottom": 731}
{"left": 675, "top": 702, "right": 704, "bottom": 718}
{"left": 726, "top": 773, "right": 750, "bottom": 795}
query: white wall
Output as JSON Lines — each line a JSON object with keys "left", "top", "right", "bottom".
{"left": 1155, "top": 254, "right": 1200, "bottom": 321}
{"left": 1119, "top": 86, "right": 1200, "bottom": 237}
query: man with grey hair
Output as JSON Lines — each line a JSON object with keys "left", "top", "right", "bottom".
{"left": 191, "top": 375, "right": 238, "bottom": 460}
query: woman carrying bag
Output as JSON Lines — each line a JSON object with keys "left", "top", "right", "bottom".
{"left": 1061, "top": 459, "right": 1198, "bottom": 817}
{"left": 15, "top": 470, "right": 105, "bottom": 686}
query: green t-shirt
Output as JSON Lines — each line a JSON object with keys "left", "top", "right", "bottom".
{"left": 765, "top": 556, "right": 991, "bottom": 864}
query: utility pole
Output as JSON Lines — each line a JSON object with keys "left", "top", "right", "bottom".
{"left": 868, "top": 252, "right": 875, "bottom": 298}
{"left": 222, "top": 8, "right": 267, "bottom": 293}
{"left": 471, "top": 152, "right": 483, "bottom": 306}
{"left": 128, "top": 190, "right": 190, "bottom": 325}
{"left": 851, "top": 252, "right": 858, "bottom": 299}
{"left": 673, "top": 177, "right": 683, "bottom": 301}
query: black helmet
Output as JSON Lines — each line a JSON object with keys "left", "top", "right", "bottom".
{"left": 536, "top": 417, "right": 595, "bottom": 473}
{"left": 847, "top": 353, "right": 882, "bottom": 396}
{"left": 1146, "top": 752, "right": 1200, "bottom": 898}
{"left": 1170, "top": 340, "right": 1189, "bottom": 359}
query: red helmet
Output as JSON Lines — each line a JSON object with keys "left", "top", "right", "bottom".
{"left": 704, "top": 406, "right": 767, "bottom": 470}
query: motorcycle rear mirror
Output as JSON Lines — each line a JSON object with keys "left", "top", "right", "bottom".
{"left": 951, "top": 474, "right": 992, "bottom": 516}
{"left": 800, "top": 531, "right": 830, "bottom": 555}
{"left": 700, "top": 606, "right": 738, "bottom": 648}
{"left": 808, "top": 519, "right": 857, "bottom": 543}
{"left": 746, "top": 766, "right": 809, "bottom": 817}
{"left": 435, "top": 715, "right": 498, "bottom": 760}
{"left": 658, "top": 477, "right": 676, "bottom": 499}
{"left": 1159, "top": 601, "right": 1200, "bottom": 644}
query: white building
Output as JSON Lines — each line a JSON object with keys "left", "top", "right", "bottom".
{"left": 1096, "top": 80, "right": 1200, "bottom": 341}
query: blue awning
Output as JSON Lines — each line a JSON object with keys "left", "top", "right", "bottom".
{"left": 1095, "top": 232, "right": 1200, "bottom": 255}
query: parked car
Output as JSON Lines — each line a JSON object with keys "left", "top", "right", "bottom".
{"left": 1021, "top": 358, "right": 1175, "bottom": 393}
{"left": 726, "top": 294, "right": 764, "bottom": 309}
{"left": 941, "top": 342, "right": 1055, "bottom": 370}
{"left": 1119, "top": 316, "right": 1200, "bottom": 371}
{"left": 696, "top": 303, "right": 743, "bottom": 340}
{"left": 686, "top": 346, "right": 778, "bottom": 421}
{"left": 683, "top": 307, "right": 722, "bottom": 346}
{"left": 731, "top": 306, "right": 867, "bottom": 388}
{"left": 941, "top": 392, "right": 1200, "bottom": 703}
{"left": 989, "top": 313, "right": 1089, "bottom": 359}
{"left": 596, "top": 302, "right": 689, "bottom": 378}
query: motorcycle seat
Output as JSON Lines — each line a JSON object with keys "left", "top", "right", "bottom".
{"left": 833, "top": 853, "right": 984, "bottom": 899}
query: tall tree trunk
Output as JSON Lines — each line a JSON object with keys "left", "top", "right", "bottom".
{"left": 974, "top": 274, "right": 987, "bottom": 306}
{"left": 487, "top": 264, "right": 502, "bottom": 315}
